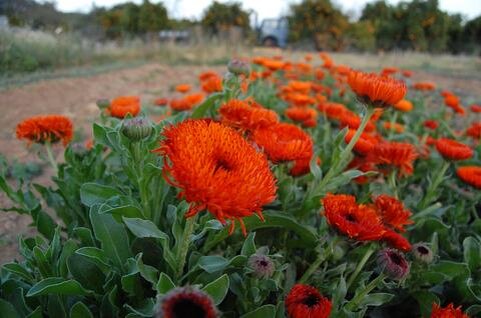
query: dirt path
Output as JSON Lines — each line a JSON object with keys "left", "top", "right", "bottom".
{"left": 0, "top": 62, "right": 480, "bottom": 265}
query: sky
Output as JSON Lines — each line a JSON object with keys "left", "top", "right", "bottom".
{"left": 53, "top": 0, "right": 481, "bottom": 21}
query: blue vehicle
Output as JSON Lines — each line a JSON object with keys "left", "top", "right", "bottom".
{"left": 257, "top": 17, "right": 289, "bottom": 48}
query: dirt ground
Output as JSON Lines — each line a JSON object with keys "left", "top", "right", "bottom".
{"left": 1, "top": 61, "right": 480, "bottom": 265}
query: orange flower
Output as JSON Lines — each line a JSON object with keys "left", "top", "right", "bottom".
{"left": 252, "top": 123, "right": 313, "bottom": 163}
{"left": 348, "top": 70, "right": 407, "bottom": 107}
{"left": 431, "top": 303, "right": 469, "bottom": 318}
{"left": 383, "top": 121, "right": 405, "bottom": 133}
{"left": 466, "top": 122, "right": 481, "bottom": 139}
{"left": 423, "top": 120, "right": 439, "bottom": 130}
{"left": 444, "top": 94, "right": 460, "bottom": 108}
{"left": 412, "top": 82, "right": 436, "bottom": 91}
{"left": 219, "top": 99, "right": 278, "bottom": 130}
{"left": 374, "top": 195, "right": 413, "bottom": 232}
{"left": 154, "top": 98, "right": 169, "bottom": 107}
{"left": 344, "top": 129, "right": 379, "bottom": 156}
{"left": 435, "top": 138, "right": 473, "bottom": 161}
{"left": 318, "top": 102, "right": 347, "bottom": 120}
{"left": 319, "top": 52, "right": 333, "bottom": 69}
{"left": 262, "top": 59, "right": 285, "bottom": 71}
{"left": 284, "top": 93, "right": 316, "bottom": 107}
{"left": 201, "top": 75, "right": 222, "bottom": 94}
{"left": 287, "top": 81, "right": 312, "bottom": 94}
{"left": 456, "top": 166, "right": 481, "bottom": 189}
{"left": 175, "top": 84, "right": 191, "bottom": 93}
{"left": 347, "top": 156, "right": 377, "bottom": 184}
{"left": 322, "top": 194, "right": 385, "bottom": 242}
{"left": 198, "top": 71, "right": 218, "bottom": 82}
{"left": 401, "top": 70, "right": 413, "bottom": 77}
{"left": 381, "top": 67, "right": 398, "bottom": 76}
{"left": 16, "top": 115, "right": 73, "bottom": 146}
{"left": 169, "top": 93, "right": 204, "bottom": 111}
{"left": 155, "top": 119, "right": 276, "bottom": 235}
{"left": 381, "top": 230, "right": 412, "bottom": 252}
{"left": 108, "top": 96, "right": 140, "bottom": 118}
{"left": 370, "top": 141, "right": 418, "bottom": 176}
{"left": 339, "top": 112, "right": 376, "bottom": 132}
{"left": 285, "top": 107, "right": 317, "bottom": 127}
{"left": 394, "top": 99, "right": 413, "bottom": 112}
{"left": 470, "top": 104, "right": 481, "bottom": 113}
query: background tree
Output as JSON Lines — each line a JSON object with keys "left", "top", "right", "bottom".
{"left": 201, "top": 1, "right": 250, "bottom": 35}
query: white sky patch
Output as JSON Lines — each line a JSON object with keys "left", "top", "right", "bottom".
{"left": 53, "top": 0, "right": 481, "bottom": 21}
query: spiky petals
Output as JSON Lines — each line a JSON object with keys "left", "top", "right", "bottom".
{"left": 252, "top": 123, "right": 313, "bottom": 163}
{"left": 158, "top": 287, "right": 218, "bottom": 318}
{"left": 345, "top": 129, "right": 379, "bottom": 156}
{"left": 370, "top": 141, "right": 418, "bottom": 176}
{"left": 108, "top": 96, "right": 140, "bottom": 118}
{"left": 436, "top": 138, "right": 473, "bottom": 161}
{"left": 382, "top": 229, "right": 412, "bottom": 252}
{"left": 16, "top": 115, "right": 73, "bottom": 146}
{"left": 285, "top": 284, "right": 332, "bottom": 318}
{"left": 156, "top": 119, "right": 276, "bottom": 236}
{"left": 374, "top": 194, "right": 413, "bottom": 232}
{"left": 219, "top": 99, "right": 278, "bottom": 130}
{"left": 348, "top": 70, "right": 407, "bottom": 107}
{"left": 431, "top": 303, "right": 469, "bottom": 318}
{"left": 456, "top": 166, "right": 481, "bottom": 189}
{"left": 322, "top": 194, "right": 385, "bottom": 242}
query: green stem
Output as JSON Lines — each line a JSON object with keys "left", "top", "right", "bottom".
{"left": 346, "top": 245, "right": 375, "bottom": 291}
{"left": 419, "top": 160, "right": 450, "bottom": 209}
{"left": 388, "top": 169, "right": 399, "bottom": 199}
{"left": 345, "top": 273, "right": 385, "bottom": 311}
{"left": 314, "top": 106, "right": 375, "bottom": 195}
{"left": 44, "top": 141, "right": 58, "bottom": 173}
{"left": 299, "top": 253, "right": 325, "bottom": 284}
{"left": 175, "top": 216, "right": 197, "bottom": 281}
{"left": 388, "top": 111, "right": 399, "bottom": 139}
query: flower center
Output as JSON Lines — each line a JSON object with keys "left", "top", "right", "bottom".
{"left": 302, "top": 294, "right": 320, "bottom": 307}
{"left": 417, "top": 246, "right": 429, "bottom": 255}
{"left": 389, "top": 252, "right": 403, "bottom": 265}
{"left": 344, "top": 213, "right": 357, "bottom": 223}
{"left": 172, "top": 299, "right": 206, "bottom": 318}
{"left": 213, "top": 158, "right": 233, "bottom": 173}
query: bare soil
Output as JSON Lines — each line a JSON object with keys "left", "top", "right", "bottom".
{"left": 0, "top": 62, "right": 480, "bottom": 265}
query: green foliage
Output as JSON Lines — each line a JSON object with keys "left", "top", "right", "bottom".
{"left": 201, "top": 1, "right": 250, "bottom": 35}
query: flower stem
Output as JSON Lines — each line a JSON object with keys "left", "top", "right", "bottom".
{"left": 345, "top": 273, "right": 385, "bottom": 311}
{"left": 44, "top": 141, "right": 58, "bottom": 173}
{"left": 346, "top": 245, "right": 375, "bottom": 291}
{"left": 388, "top": 169, "right": 398, "bottom": 199}
{"left": 419, "top": 160, "right": 450, "bottom": 209}
{"left": 299, "top": 253, "right": 325, "bottom": 284}
{"left": 175, "top": 216, "right": 197, "bottom": 281}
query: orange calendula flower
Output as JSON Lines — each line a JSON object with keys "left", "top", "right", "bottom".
{"left": 285, "top": 284, "right": 332, "bottom": 318}
{"left": 374, "top": 195, "right": 413, "bottom": 232}
{"left": 435, "top": 138, "right": 473, "bottom": 161}
{"left": 381, "top": 67, "right": 398, "bottom": 77}
{"left": 370, "top": 141, "right": 418, "bottom": 176}
{"left": 16, "top": 115, "right": 73, "bottom": 146}
{"left": 318, "top": 102, "right": 347, "bottom": 121}
{"left": 322, "top": 194, "right": 386, "bottom": 241}
{"left": 470, "top": 104, "right": 481, "bottom": 113}
{"left": 456, "top": 166, "right": 481, "bottom": 189}
{"left": 344, "top": 129, "right": 379, "bottom": 156}
{"left": 175, "top": 84, "right": 191, "bottom": 93}
{"left": 412, "top": 81, "right": 436, "bottom": 91}
{"left": 252, "top": 123, "right": 313, "bottom": 163}
{"left": 383, "top": 121, "right": 405, "bottom": 133}
{"left": 381, "top": 230, "right": 412, "bottom": 252}
{"left": 198, "top": 71, "right": 218, "bottom": 82}
{"left": 339, "top": 112, "right": 376, "bottom": 132}
{"left": 219, "top": 99, "right": 278, "bottom": 130}
{"left": 285, "top": 107, "right": 317, "bottom": 127}
{"left": 348, "top": 70, "right": 407, "bottom": 107}
{"left": 394, "top": 99, "right": 413, "bottom": 112}
{"left": 431, "top": 303, "right": 469, "bottom": 318}
{"left": 287, "top": 81, "right": 312, "bottom": 94}
{"left": 423, "top": 120, "right": 439, "bottom": 130}
{"left": 466, "top": 122, "right": 481, "bottom": 139}
{"left": 155, "top": 119, "right": 276, "bottom": 236}
{"left": 401, "top": 70, "right": 413, "bottom": 77}
{"left": 108, "top": 96, "right": 140, "bottom": 118}
{"left": 169, "top": 93, "right": 204, "bottom": 111}
{"left": 154, "top": 98, "right": 169, "bottom": 107}
{"left": 201, "top": 75, "right": 222, "bottom": 94}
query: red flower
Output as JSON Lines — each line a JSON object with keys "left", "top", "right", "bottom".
{"left": 435, "top": 138, "right": 473, "bottom": 161}
{"left": 108, "top": 96, "right": 140, "bottom": 118}
{"left": 159, "top": 287, "right": 218, "bottom": 318}
{"left": 155, "top": 119, "right": 276, "bottom": 236}
{"left": 16, "top": 115, "right": 73, "bottom": 146}
{"left": 423, "top": 120, "right": 439, "bottom": 130}
{"left": 370, "top": 141, "right": 418, "bottom": 176}
{"left": 201, "top": 75, "right": 223, "bottom": 93}
{"left": 412, "top": 82, "right": 436, "bottom": 91}
{"left": 322, "top": 194, "right": 385, "bottom": 242}
{"left": 285, "top": 107, "right": 318, "bottom": 127}
{"left": 348, "top": 70, "right": 407, "bottom": 107}
{"left": 382, "top": 230, "right": 412, "bottom": 252}
{"left": 431, "top": 303, "right": 469, "bottom": 318}
{"left": 344, "top": 129, "right": 379, "bottom": 156}
{"left": 466, "top": 122, "right": 481, "bottom": 139}
{"left": 219, "top": 99, "right": 278, "bottom": 130}
{"left": 456, "top": 166, "right": 481, "bottom": 189}
{"left": 470, "top": 104, "right": 481, "bottom": 113}
{"left": 154, "top": 98, "right": 169, "bottom": 106}
{"left": 374, "top": 194, "right": 413, "bottom": 232}
{"left": 285, "top": 284, "right": 332, "bottom": 318}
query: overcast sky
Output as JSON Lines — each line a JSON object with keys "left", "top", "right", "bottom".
{"left": 53, "top": 0, "right": 481, "bottom": 21}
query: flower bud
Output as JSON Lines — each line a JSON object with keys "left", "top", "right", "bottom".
{"left": 96, "top": 99, "right": 110, "bottom": 110}
{"left": 121, "top": 117, "right": 153, "bottom": 141}
{"left": 227, "top": 59, "right": 250, "bottom": 77}
{"left": 377, "top": 248, "right": 410, "bottom": 280}
{"left": 412, "top": 243, "right": 434, "bottom": 264}
{"left": 70, "top": 142, "right": 89, "bottom": 158}
{"left": 248, "top": 254, "right": 275, "bottom": 279}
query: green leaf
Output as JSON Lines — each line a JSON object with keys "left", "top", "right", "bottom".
{"left": 358, "top": 293, "right": 394, "bottom": 307}
{"left": 241, "top": 304, "right": 276, "bottom": 318}
{"left": 466, "top": 305, "right": 481, "bottom": 316}
{"left": 75, "top": 247, "right": 110, "bottom": 272}
{"left": 90, "top": 205, "right": 132, "bottom": 269}
{"left": 80, "top": 183, "right": 122, "bottom": 207}
{"left": 123, "top": 217, "right": 168, "bottom": 240}
{"left": 198, "top": 256, "right": 229, "bottom": 273}
{"left": 93, "top": 123, "right": 109, "bottom": 146}
{"left": 463, "top": 237, "right": 481, "bottom": 272}
{"left": 70, "top": 302, "right": 94, "bottom": 318}
{"left": 191, "top": 93, "right": 222, "bottom": 119}
{"left": 241, "top": 232, "right": 256, "bottom": 256}
{"left": 2, "top": 263, "right": 34, "bottom": 282}
{"left": 26, "top": 278, "right": 93, "bottom": 297}
{"left": 0, "top": 299, "right": 20, "bottom": 318}
{"left": 412, "top": 291, "right": 439, "bottom": 318}
{"left": 35, "top": 210, "right": 56, "bottom": 240}
{"left": 430, "top": 261, "right": 469, "bottom": 279}
{"left": 67, "top": 253, "right": 106, "bottom": 293}
{"left": 333, "top": 276, "right": 347, "bottom": 308}
{"left": 156, "top": 273, "right": 176, "bottom": 295}
{"left": 202, "top": 274, "right": 229, "bottom": 305}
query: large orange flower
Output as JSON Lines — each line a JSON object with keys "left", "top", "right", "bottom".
{"left": 374, "top": 195, "right": 413, "bottom": 232}
{"left": 431, "top": 303, "right": 469, "bottom": 318}
{"left": 108, "top": 96, "right": 140, "bottom": 118}
{"left": 348, "top": 70, "right": 407, "bottom": 107}
{"left": 435, "top": 138, "right": 473, "bottom": 161}
{"left": 201, "top": 75, "right": 223, "bottom": 94}
{"left": 322, "top": 194, "right": 385, "bottom": 242}
{"left": 456, "top": 166, "right": 481, "bottom": 189}
{"left": 370, "top": 141, "right": 418, "bottom": 176}
{"left": 155, "top": 120, "right": 276, "bottom": 235}
{"left": 219, "top": 99, "right": 278, "bottom": 130}
{"left": 16, "top": 115, "right": 73, "bottom": 146}
{"left": 251, "top": 123, "right": 313, "bottom": 163}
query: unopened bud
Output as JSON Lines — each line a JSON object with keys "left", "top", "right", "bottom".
{"left": 70, "top": 142, "right": 89, "bottom": 158}
{"left": 121, "top": 117, "right": 153, "bottom": 141}
{"left": 412, "top": 243, "right": 434, "bottom": 264}
{"left": 227, "top": 59, "right": 250, "bottom": 77}
{"left": 377, "top": 248, "right": 410, "bottom": 280}
{"left": 96, "top": 99, "right": 110, "bottom": 110}
{"left": 248, "top": 254, "right": 275, "bottom": 279}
